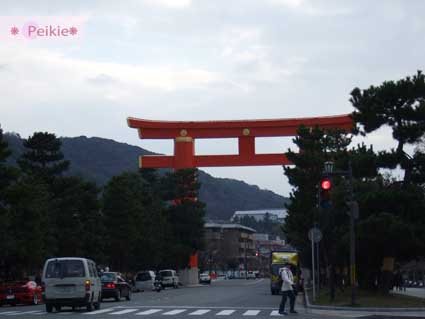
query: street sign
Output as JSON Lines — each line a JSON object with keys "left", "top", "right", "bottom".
{"left": 308, "top": 227, "right": 322, "bottom": 243}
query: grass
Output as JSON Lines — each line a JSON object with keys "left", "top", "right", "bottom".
{"left": 308, "top": 288, "right": 425, "bottom": 308}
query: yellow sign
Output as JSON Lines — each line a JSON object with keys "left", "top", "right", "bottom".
{"left": 271, "top": 252, "right": 298, "bottom": 265}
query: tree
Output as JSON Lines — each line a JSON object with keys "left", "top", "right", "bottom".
{"left": 351, "top": 70, "right": 425, "bottom": 182}
{"left": 0, "top": 126, "right": 19, "bottom": 279}
{"left": 50, "top": 176, "right": 103, "bottom": 261}
{"left": 350, "top": 72, "right": 425, "bottom": 292}
{"left": 18, "top": 132, "right": 69, "bottom": 181}
{"left": 160, "top": 169, "right": 206, "bottom": 269}
{"left": 102, "top": 170, "right": 166, "bottom": 272}
{"left": 6, "top": 176, "right": 50, "bottom": 278}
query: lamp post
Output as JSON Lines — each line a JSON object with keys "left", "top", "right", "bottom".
{"left": 322, "top": 160, "right": 357, "bottom": 306}
{"left": 324, "top": 161, "right": 334, "bottom": 175}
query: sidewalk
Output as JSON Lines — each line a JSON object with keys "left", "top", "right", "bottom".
{"left": 303, "top": 289, "right": 425, "bottom": 318}
{"left": 392, "top": 288, "right": 425, "bottom": 299}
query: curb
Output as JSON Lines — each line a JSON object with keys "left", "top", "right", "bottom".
{"left": 303, "top": 288, "right": 425, "bottom": 313}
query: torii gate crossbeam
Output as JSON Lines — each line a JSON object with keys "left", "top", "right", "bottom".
{"left": 127, "top": 114, "right": 353, "bottom": 169}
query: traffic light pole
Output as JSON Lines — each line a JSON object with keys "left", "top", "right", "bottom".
{"left": 348, "top": 161, "right": 356, "bottom": 306}
{"left": 322, "top": 160, "right": 357, "bottom": 306}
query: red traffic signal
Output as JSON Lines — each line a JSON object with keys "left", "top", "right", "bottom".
{"left": 319, "top": 177, "right": 332, "bottom": 209}
{"left": 320, "top": 178, "right": 332, "bottom": 190}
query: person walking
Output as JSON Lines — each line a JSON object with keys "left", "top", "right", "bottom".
{"left": 279, "top": 263, "right": 297, "bottom": 315}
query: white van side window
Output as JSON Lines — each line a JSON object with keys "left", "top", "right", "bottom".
{"left": 88, "top": 262, "right": 95, "bottom": 277}
{"left": 93, "top": 264, "right": 99, "bottom": 277}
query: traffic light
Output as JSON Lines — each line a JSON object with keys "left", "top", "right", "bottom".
{"left": 319, "top": 177, "right": 332, "bottom": 209}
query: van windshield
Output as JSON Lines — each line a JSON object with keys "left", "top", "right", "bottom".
{"left": 160, "top": 271, "right": 172, "bottom": 277}
{"left": 45, "top": 260, "right": 85, "bottom": 278}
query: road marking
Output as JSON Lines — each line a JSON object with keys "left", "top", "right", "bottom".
{"left": 189, "top": 309, "right": 210, "bottom": 315}
{"left": 7, "top": 310, "right": 45, "bottom": 315}
{"left": 0, "top": 312, "right": 20, "bottom": 315}
{"left": 244, "top": 279, "right": 265, "bottom": 286}
{"left": 243, "top": 310, "right": 260, "bottom": 316}
{"left": 109, "top": 309, "right": 139, "bottom": 315}
{"left": 270, "top": 310, "right": 280, "bottom": 316}
{"left": 85, "top": 308, "right": 115, "bottom": 315}
{"left": 135, "top": 309, "right": 163, "bottom": 315}
{"left": 216, "top": 310, "right": 236, "bottom": 316}
{"left": 162, "top": 309, "right": 187, "bottom": 315}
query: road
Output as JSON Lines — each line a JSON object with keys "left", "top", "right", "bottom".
{"left": 0, "top": 279, "right": 381, "bottom": 318}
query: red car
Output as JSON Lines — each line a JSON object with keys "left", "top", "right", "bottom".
{"left": 0, "top": 281, "right": 43, "bottom": 306}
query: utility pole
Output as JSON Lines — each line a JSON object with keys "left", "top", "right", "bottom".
{"left": 244, "top": 237, "right": 248, "bottom": 280}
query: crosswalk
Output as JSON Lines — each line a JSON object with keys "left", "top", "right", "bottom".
{"left": 0, "top": 308, "right": 286, "bottom": 317}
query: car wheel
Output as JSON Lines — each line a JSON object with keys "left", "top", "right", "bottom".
{"left": 115, "top": 290, "right": 121, "bottom": 302}
{"left": 32, "top": 293, "right": 39, "bottom": 305}
{"left": 126, "top": 290, "right": 131, "bottom": 301}
{"left": 46, "top": 303, "right": 53, "bottom": 313}
{"left": 94, "top": 301, "right": 100, "bottom": 310}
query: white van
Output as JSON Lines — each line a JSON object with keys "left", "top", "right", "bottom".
{"left": 134, "top": 271, "right": 156, "bottom": 291}
{"left": 42, "top": 257, "right": 101, "bottom": 312}
{"left": 159, "top": 269, "right": 179, "bottom": 288}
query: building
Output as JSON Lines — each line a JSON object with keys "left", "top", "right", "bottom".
{"left": 253, "top": 233, "right": 287, "bottom": 276}
{"left": 231, "top": 209, "right": 287, "bottom": 223}
{"left": 201, "top": 223, "right": 256, "bottom": 272}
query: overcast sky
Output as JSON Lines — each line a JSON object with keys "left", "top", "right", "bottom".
{"left": 1, "top": 0, "right": 424, "bottom": 196}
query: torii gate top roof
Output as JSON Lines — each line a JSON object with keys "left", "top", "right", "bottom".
{"left": 127, "top": 114, "right": 353, "bottom": 139}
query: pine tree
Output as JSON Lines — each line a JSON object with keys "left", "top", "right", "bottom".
{"left": 18, "top": 132, "right": 69, "bottom": 180}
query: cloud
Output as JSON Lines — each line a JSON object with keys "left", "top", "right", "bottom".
{"left": 267, "top": 0, "right": 352, "bottom": 16}
{"left": 143, "top": 0, "right": 191, "bottom": 9}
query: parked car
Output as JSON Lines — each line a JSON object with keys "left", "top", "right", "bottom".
{"left": 42, "top": 257, "right": 101, "bottom": 313}
{"left": 199, "top": 273, "right": 211, "bottom": 284}
{"left": 134, "top": 271, "right": 156, "bottom": 292}
{"left": 246, "top": 271, "right": 256, "bottom": 279}
{"left": 0, "top": 281, "right": 43, "bottom": 306}
{"left": 101, "top": 272, "right": 131, "bottom": 301}
{"left": 159, "top": 270, "right": 179, "bottom": 288}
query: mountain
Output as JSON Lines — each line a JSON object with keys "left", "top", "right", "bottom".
{"left": 4, "top": 133, "right": 289, "bottom": 220}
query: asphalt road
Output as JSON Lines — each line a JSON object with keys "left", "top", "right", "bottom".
{"left": 0, "top": 279, "right": 367, "bottom": 319}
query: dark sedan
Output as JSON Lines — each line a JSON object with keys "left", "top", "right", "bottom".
{"left": 100, "top": 272, "right": 131, "bottom": 302}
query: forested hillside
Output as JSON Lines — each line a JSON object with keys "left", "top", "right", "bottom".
{"left": 5, "top": 134, "right": 288, "bottom": 220}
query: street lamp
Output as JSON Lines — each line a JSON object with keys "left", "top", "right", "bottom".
{"left": 324, "top": 161, "right": 334, "bottom": 174}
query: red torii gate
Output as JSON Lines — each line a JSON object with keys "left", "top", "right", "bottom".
{"left": 127, "top": 114, "right": 353, "bottom": 169}
{"left": 127, "top": 114, "right": 353, "bottom": 283}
